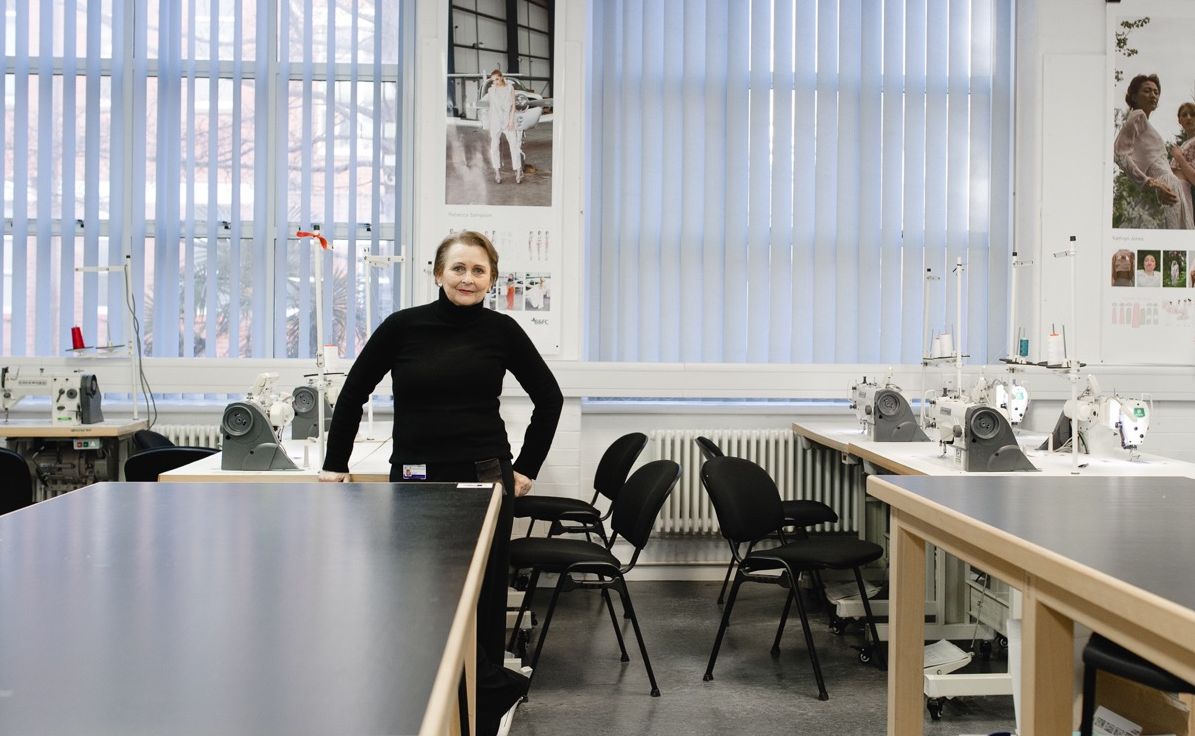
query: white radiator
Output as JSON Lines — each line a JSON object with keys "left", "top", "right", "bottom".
{"left": 649, "top": 429, "right": 857, "bottom": 536}
{"left": 155, "top": 424, "right": 223, "bottom": 449}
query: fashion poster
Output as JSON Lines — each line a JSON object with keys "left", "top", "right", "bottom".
{"left": 444, "top": 2, "right": 555, "bottom": 207}
{"left": 1104, "top": 0, "right": 1195, "bottom": 363}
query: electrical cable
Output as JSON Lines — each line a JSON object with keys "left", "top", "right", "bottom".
{"left": 123, "top": 272, "right": 157, "bottom": 429}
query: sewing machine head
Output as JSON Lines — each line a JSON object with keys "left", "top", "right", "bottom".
{"left": 1, "top": 367, "right": 104, "bottom": 424}
{"left": 1106, "top": 396, "right": 1150, "bottom": 450}
{"left": 1053, "top": 377, "right": 1151, "bottom": 457}
{"left": 851, "top": 376, "right": 929, "bottom": 442}
{"left": 926, "top": 392, "right": 1036, "bottom": 471}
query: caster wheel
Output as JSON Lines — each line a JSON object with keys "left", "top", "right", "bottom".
{"left": 513, "top": 574, "right": 530, "bottom": 591}
{"left": 997, "top": 635, "right": 1009, "bottom": 649}
{"left": 829, "top": 616, "right": 847, "bottom": 635}
{"left": 979, "top": 640, "right": 993, "bottom": 661}
{"left": 857, "top": 647, "right": 872, "bottom": 664}
{"left": 926, "top": 697, "right": 944, "bottom": 721}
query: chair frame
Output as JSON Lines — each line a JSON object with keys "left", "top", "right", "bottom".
{"left": 695, "top": 436, "right": 837, "bottom": 606}
{"left": 700, "top": 456, "right": 883, "bottom": 701}
{"left": 508, "top": 459, "right": 680, "bottom": 700}
{"left": 123, "top": 446, "right": 217, "bottom": 482}
{"left": 0, "top": 446, "right": 35, "bottom": 515}
{"left": 518, "top": 432, "right": 647, "bottom": 544}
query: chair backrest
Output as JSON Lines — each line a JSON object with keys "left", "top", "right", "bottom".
{"left": 694, "top": 436, "right": 724, "bottom": 463}
{"left": 124, "top": 446, "right": 217, "bottom": 482}
{"left": 700, "top": 456, "right": 784, "bottom": 544}
{"left": 611, "top": 459, "right": 681, "bottom": 549}
{"left": 0, "top": 447, "right": 34, "bottom": 515}
{"left": 132, "top": 429, "right": 176, "bottom": 452}
{"left": 593, "top": 432, "right": 648, "bottom": 502}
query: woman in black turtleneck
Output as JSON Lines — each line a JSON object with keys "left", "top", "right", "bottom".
{"left": 319, "top": 230, "right": 563, "bottom": 735}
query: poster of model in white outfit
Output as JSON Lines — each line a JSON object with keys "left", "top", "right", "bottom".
{"left": 1103, "top": 0, "right": 1195, "bottom": 363}
{"left": 435, "top": 2, "right": 561, "bottom": 354}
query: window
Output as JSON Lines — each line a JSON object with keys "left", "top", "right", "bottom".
{"left": 587, "top": 0, "right": 1014, "bottom": 364}
{"left": 1, "top": 0, "right": 407, "bottom": 359}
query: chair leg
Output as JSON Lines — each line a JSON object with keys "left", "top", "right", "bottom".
{"left": 525, "top": 573, "right": 568, "bottom": 700}
{"left": 787, "top": 565, "right": 829, "bottom": 701}
{"left": 615, "top": 577, "right": 661, "bottom": 697}
{"left": 811, "top": 569, "right": 830, "bottom": 613}
{"left": 507, "top": 568, "right": 540, "bottom": 652}
{"left": 771, "top": 586, "right": 795, "bottom": 657}
{"left": 601, "top": 587, "right": 630, "bottom": 662}
{"left": 716, "top": 557, "right": 737, "bottom": 605}
{"left": 1079, "top": 663, "right": 1098, "bottom": 736}
{"left": 704, "top": 571, "right": 744, "bottom": 681}
{"left": 523, "top": 519, "right": 535, "bottom": 538}
{"left": 853, "top": 567, "right": 886, "bottom": 670}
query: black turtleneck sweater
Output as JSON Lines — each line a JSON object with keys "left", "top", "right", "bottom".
{"left": 322, "top": 289, "right": 563, "bottom": 477}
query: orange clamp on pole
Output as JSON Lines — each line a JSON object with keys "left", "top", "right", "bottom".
{"left": 296, "top": 230, "right": 330, "bottom": 250}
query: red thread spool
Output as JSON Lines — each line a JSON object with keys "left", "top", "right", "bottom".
{"left": 71, "top": 326, "right": 85, "bottom": 350}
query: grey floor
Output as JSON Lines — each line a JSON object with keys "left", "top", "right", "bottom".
{"left": 508, "top": 579, "right": 1016, "bottom": 736}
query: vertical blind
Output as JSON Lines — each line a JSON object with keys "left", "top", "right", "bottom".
{"left": 587, "top": 0, "right": 1014, "bottom": 364}
{"left": 0, "top": 0, "right": 405, "bottom": 360}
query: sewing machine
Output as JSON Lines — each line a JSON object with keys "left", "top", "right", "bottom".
{"left": 1, "top": 367, "right": 105, "bottom": 425}
{"left": 220, "top": 373, "right": 298, "bottom": 471}
{"left": 850, "top": 377, "right": 929, "bottom": 442}
{"left": 291, "top": 373, "right": 345, "bottom": 440}
{"left": 924, "top": 392, "right": 1037, "bottom": 472}
{"left": 971, "top": 376, "right": 1030, "bottom": 426}
{"left": 1041, "top": 376, "right": 1151, "bottom": 459}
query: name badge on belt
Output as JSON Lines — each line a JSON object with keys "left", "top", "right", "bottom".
{"left": 401, "top": 464, "right": 428, "bottom": 480}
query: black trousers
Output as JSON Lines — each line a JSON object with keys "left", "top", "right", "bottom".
{"left": 390, "top": 459, "right": 516, "bottom": 736}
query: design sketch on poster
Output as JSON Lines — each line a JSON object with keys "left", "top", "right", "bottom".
{"left": 1103, "top": 0, "right": 1195, "bottom": 364}
{"left": 445, "top": 225, "right": 560, "bottom": 354}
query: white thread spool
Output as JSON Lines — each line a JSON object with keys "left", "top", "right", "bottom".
{"left": 938, "top": 332, "right": 954, "bottom": 358}
{"left": 1046, "top": 332, "right": 1065, "bottom": 365}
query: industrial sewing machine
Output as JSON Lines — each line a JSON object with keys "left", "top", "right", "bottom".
{"left": 1, "top": 367, "right": 105, "bottom": 425}
{"left": 220, "top": 373, "right": 298, "bottom": 471}
{"left": 971, "top": 375, "right": 1030, "bottom": 426}
{"left": 923, "top": 391, "right": 1037, "bottom": 472}
{"left": 850, "top": 376, "right": 929, "bottom": 442}
{"left": 291, "top": 373, "right": 345, "bottom": 440}
{"left": 1039, "top": 376, "right": 1151, "bottom": 459}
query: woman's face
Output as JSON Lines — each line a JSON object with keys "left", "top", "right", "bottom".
{"left": 438, "top": 243, "right": 494, "bottom": 307}
{"left": 490, "top": 73, "right": 505, "bottom": 88}
{"left": 1144, "top": 254, "right": 1157, "bottom": 272}
{"left": 1180, "top": 106, "right": 1195, "bottom": 135}
{"left": 1134, "top": 81, "right": 1160, "bottom": 114}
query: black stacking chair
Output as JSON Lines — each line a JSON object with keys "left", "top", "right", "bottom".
{"left": 0, "top": 447, "right": 35, "bottom": 515}
{"left": 700, "top": 456, "right": 884, "bottom": 701}
{"left": 507, "top": 459, "right": 681, "bottom": 698}
{"left": 1079, "top": 633, "right": 1195, "bottom": 736}
{"left": 513, "top": 432, "right": 647, "bottom": 543}
{"left": 695, "top": 436, "right": 840, "bottom": 604}
{"left": 124, "top": 446, "right": 217, "bottom": 482}
{"left": 132, "top": 429, "right": 176, "bottom": 452}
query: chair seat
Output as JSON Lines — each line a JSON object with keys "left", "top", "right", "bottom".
{"left": 745, "top": 537, "right": 884, "bottom": 572}
{"left": 782, "top": 500, "right": 839, "bottom": 526}
{"left": 1085, "top": 633, "right": 1195, "bottom": 694}
{"left": 513, "top": 495, "right": 599, "bottom": 521}
{"left": 510, "top": 537, "right": 620, "bottom": 573}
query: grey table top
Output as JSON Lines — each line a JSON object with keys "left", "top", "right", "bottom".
{"left": 0, "top": 481, "right": 496, "bottom": 736}
{"left": 876, "top": 475, "right": 1195, "bottom": 615}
